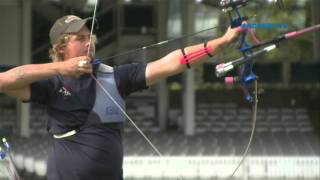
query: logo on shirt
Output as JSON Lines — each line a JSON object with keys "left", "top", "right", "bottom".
{"left": 58, "top": 87, "right": 72, "bottom": 97}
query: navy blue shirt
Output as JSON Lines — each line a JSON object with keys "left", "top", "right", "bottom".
{"left": 29, "top": 63, "right": 148, "bottom": 180}
{"left": 30, "top": 63, "right": 147, "bottom": 134}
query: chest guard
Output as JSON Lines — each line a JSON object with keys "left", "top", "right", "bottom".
{"left": 91, "top": 64, "right": 126, "bottom": 123}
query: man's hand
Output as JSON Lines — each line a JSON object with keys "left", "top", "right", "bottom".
{"left": 221, "top": 25, "right": 243, "bottom": 44}
{"left": 57, "top": 56, "right": 93, "bottom": 78}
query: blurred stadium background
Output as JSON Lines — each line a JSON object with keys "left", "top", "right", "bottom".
{"left": 0, "top": 0, "right": 319, "bottom": 179}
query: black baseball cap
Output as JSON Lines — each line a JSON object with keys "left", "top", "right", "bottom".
{"left": 49, "top": 15, "right": 95, "bottom": 45}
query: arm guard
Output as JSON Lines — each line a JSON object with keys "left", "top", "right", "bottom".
{"left": 180, "top": 42, "right": 214, "bottom": 68}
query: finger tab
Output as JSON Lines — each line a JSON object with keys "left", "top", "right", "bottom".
{"left": 78, "top": 60, "right": 88, "bottom": 67}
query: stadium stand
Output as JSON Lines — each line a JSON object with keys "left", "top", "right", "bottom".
{"left": 0, "top": 94, "right": 319, "bottom": 179}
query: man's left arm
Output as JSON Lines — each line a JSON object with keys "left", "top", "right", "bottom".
{"left": 145, "top": 27, "right": 240, "bottom": 86}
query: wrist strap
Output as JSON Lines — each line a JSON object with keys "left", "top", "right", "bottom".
{"left": 204, "top": 41, "right": 213, "bottom": 57}
{"left": 181, "top": 48, "right": 191, "bottom": 69}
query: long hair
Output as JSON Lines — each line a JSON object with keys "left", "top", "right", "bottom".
{"left": 49, "top": 35, "right": 70, "bottom": 62}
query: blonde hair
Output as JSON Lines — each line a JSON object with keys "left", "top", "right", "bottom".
{"left": 49, "top": 34, "right": 70, "bottom": 62}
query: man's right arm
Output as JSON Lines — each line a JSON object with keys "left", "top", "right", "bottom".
{"left": 0, "top": 56, "right": 92, "bottom": 101}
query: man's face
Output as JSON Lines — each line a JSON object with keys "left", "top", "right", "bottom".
{"left": 63, "top": 26, "right": 96, "bottom": 61}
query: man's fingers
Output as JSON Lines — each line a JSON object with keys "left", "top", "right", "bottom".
{"left": 77, "top": 56, "right": 92, "bottom": 67}
{"left": 78, "top": 60, "right": 89, "bottom": 67}
{"left": 78, "top": 63, "right": 90, "bottom": 69}
{"left": 236, "top": 26, "right": 243, "bottom": 33}
{"left": 77, "top": 64, "right": 93, "bottom": 74}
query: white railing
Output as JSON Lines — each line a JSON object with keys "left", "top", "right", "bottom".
{"left": 2, "top": 155, "right": 319, "bottom": 179}
{"left": 123, "top": 156, "right": 320, "bottom": 179}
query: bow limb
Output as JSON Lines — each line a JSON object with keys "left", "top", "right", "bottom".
{"left": 227, "top": 80, "right": 258, "bottom": 179}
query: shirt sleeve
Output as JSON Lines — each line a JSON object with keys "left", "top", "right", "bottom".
{"left": 114, "top": 63, "right": 148, "bottom": 98}
{"left": 29, "top": 79, "right": 53, "bottom": 105}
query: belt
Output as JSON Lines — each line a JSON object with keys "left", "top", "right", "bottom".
{"left": 53, "top": 130, "right": 77, "bottom": 139}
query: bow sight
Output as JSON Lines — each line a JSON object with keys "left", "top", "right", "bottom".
{"left": 220, "top": 0, "right": 284, "bottom": 11}
{"left": 219, "top": 0, "right": 249, "bottom": 28}
{"left": 220, "top": 0, "right": 249, "bottom": 12}
{"left": 219, "top": 0, "right": 285, "bottom": 27}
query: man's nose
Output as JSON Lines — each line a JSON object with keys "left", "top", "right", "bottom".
{"left": 85, "top": 40, "right": 90, "bottom": 47}
{"left": 85, "top": 40, "right": 94, "bottom": 49}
